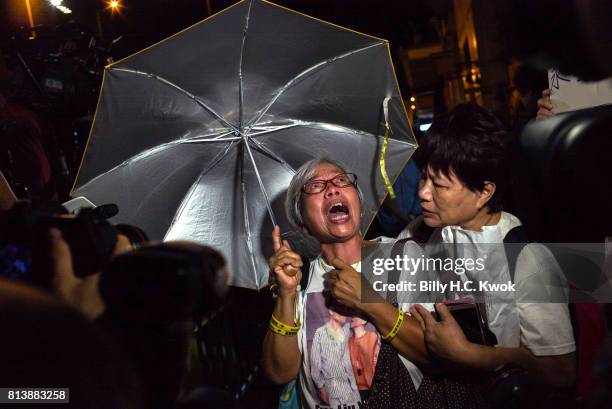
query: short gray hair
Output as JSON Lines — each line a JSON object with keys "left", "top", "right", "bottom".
{"left": 285, "top": 157, "right": 364, "bottom": 229}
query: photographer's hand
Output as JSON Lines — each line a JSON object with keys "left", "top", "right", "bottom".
{"left": 113, "top": 233, "right": 132, "bottom": 256}
{"left": 49, "top": 228, "right": 81, "bottom": 303}
{"left": 49, "top": 228, "right": 128, "bottom": 320}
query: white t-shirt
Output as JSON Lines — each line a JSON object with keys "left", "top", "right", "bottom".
{"left": 397, "top": 212, "right": 576, "bottom": 356}
{"left": 497, "top": 212, "right": 576, "bottom": 355}
{"left": 295, "top": 238, "right": 426, "bottom": 409}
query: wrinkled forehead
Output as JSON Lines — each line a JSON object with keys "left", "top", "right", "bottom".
{"left": 308, "top": 163, "right": 345, "bottom": 181}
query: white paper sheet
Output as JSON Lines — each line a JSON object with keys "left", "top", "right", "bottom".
{"left": 548, "top": 70, "right": 612, "bottom": 113}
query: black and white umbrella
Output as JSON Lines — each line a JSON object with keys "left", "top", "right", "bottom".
{"left": 72, "top": 0, "right": 417, "bottom": 288}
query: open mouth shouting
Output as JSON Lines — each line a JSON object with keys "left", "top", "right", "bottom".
{"left": 326, "top": 201, "right": 350, "bottom": 224}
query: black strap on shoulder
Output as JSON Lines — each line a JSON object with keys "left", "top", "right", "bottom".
{"left": 387, "top": 238, "right": 416, "bottom": 306}
{"left": 407, "top": 217, "right": 435, "bottom": 245}
{"left": 503, "top": 225, "right": 529, "bottom": 282}
{"left": 300, "top": 256, "right": 310, "bottom": 290}
{"left": 391, "top": 238, "right": 414, "bottom": 259}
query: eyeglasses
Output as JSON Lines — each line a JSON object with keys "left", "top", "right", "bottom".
{"left": 302, "top": 173, "right": 357, "bottom": 194}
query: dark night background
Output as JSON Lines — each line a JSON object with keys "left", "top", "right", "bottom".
{"left": 1, "top": 2, "right": 612, "bottom": 408}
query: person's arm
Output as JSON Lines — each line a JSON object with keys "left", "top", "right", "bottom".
{"left": 262, "top": 291, "right": 302, "bottom": 384}
{"left": 261, "top": 226, "right": 303, "bottom": 384}
{"left": 411, "top": 303, "right": 576, "bottom": 389}
{"left": 0, "top": 170, "right": 17, "bottom": 210}
{"left": 361, "top": 301, "right": 433, "bottom": 369}
{"left": 432, "top": 337, "right": 575, "bottom": 389}
{"left": 325, "top": 258, "right": 433, "bottom": 370}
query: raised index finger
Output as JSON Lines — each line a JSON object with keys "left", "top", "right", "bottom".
{"left": 272, "top": 225, "right": 282, "bottom": 252}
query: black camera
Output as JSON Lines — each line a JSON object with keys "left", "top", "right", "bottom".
{"left": 0, "top": 200, "right": 142, "bottom": 283}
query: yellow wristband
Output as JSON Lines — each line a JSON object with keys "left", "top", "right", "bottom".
{"left": 269, "top": 320, "right": 300, "bottom": 336}
{"left": 270, "top": 314, "right": 301, "bottom": 331}
{"left": 381, "top": 309, "right": 405, "bottom": 341}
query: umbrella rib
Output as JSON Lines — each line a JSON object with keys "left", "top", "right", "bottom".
{"left": 247, "top": 137, "right": 296, "bottom": 173}
{"left": 182, "top": 136, "right": 243, "bottom": 143}
{"left": 238, "top": 0, "right": 254, "bottom": 132}
{"left": 76, "top": 133, "right": 238, "bottom": 191}
{"left": 245, "top": 41, "right": 384, "bottom": 130}
{"left": 243, "top": 139, "right": 278, "bottom": 227}
{"left": 183, "top": 129, "right": 234, "bottom": 140}
{"left": 110, "top": 67, "right": 239, "bottom": 134}
{"left": 76, "top": 139, "right": 187, "bottom": 191}
{"left": 210, "top": 131, "right": 237, "bottom": 140}
{"left": 246, "top": 122, "right": 301, "bottom": 138}
{"left": 133, "top": 140, "right": 238, "bottom": 218}
{"left": 176, "top": 129, "right": 238, "bottom": 144}
{"left": 194, "top": 140, "right": 239, "bottom": 180}
{"left": 240, "top": 145, "right": 261, "bottom": 288}
{"left": 165, "top": 140, "right": 239, "bottom": 236}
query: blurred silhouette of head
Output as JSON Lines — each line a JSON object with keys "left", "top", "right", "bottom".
{"left": 98, "top": 241, "right": 229, "bottom": 409}
{"left": 100, "top": 241, "right": 228, "bottom": 324}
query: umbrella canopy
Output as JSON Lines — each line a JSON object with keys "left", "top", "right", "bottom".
{"left": 72, "top": 0, "right": 417, "bottom": 289}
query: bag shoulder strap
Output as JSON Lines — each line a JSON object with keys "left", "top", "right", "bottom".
{"left": 503, "top": 225, "right": 529, "bottom": 282}
{"left": 391, "top": 237, "right": 415, "bottom": 259}
{"left": 299, "top": 256, "right": 310, "bottom": 290}
{"left": 386, "top": 238, "right": 417, "bottom": 306}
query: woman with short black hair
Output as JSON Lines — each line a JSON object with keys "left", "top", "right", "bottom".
{"left": 413, "top": 102, "right": 508, "bottom": 224}
{"left": 406, "top": 103, "right": 576, "bottom": 392}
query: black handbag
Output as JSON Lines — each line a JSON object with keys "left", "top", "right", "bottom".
{"left": 362, "top": 338, "right": 420, "bottom": 409}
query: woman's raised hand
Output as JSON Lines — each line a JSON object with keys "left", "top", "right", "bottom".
{"left": 269, "top": 225, "right": 302, "bottom": 296}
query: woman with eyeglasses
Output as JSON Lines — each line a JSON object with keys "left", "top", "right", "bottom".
{"left": 262, "top": 157, "right": 431, "bottom": 409}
